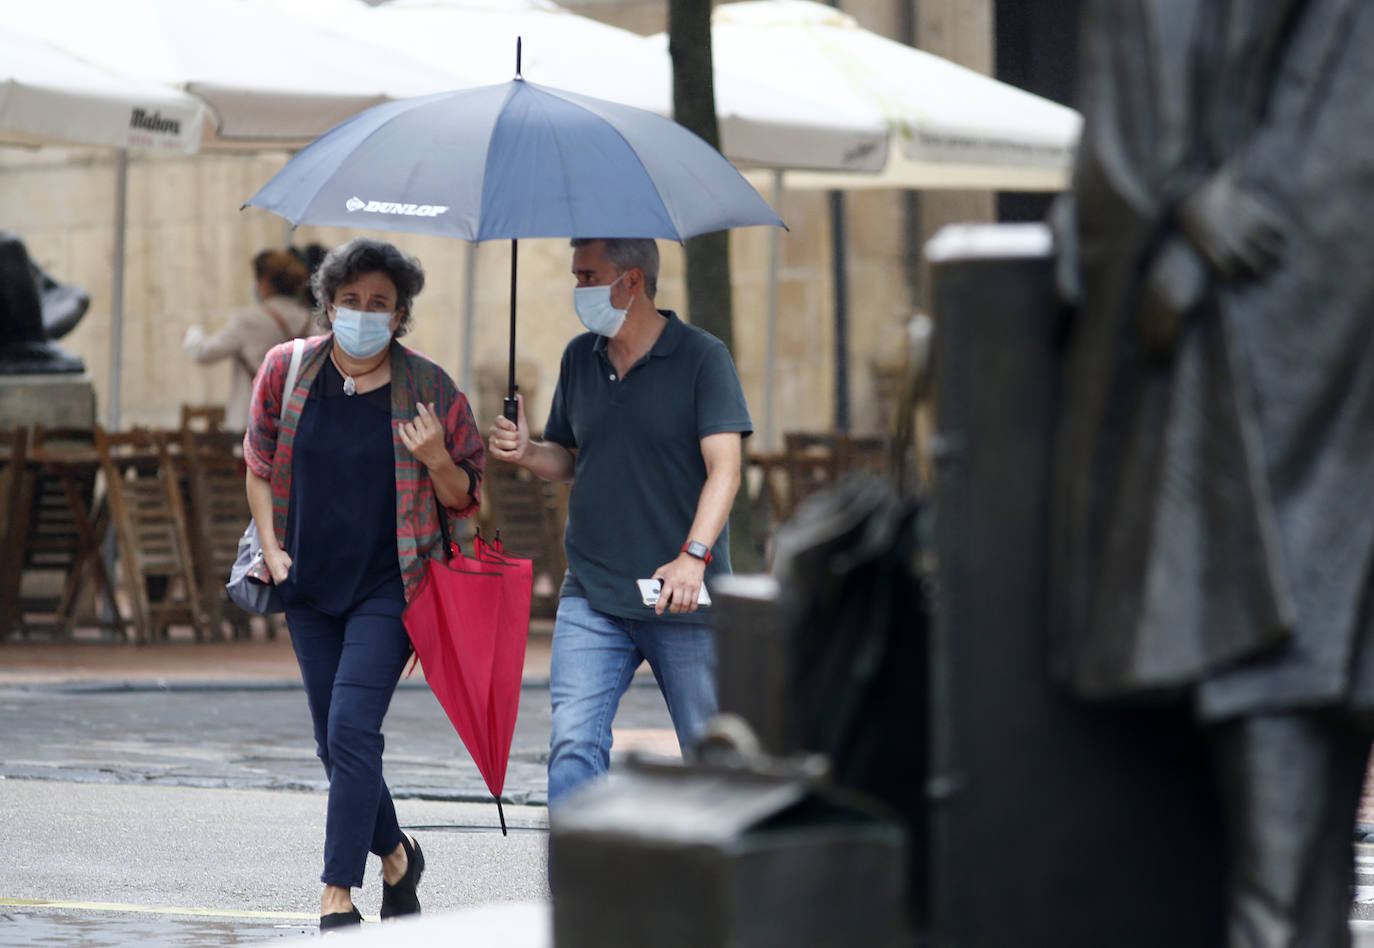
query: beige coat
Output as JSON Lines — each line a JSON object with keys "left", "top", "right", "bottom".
{"left": 183, "top": 295, "right": 313, "bottom": 430}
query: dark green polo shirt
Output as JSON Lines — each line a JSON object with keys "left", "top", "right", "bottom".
{"left": 543, "top": 310, "right": 753, "bottom": 622}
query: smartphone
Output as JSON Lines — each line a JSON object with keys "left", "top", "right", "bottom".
{"left": 637, "top": 578, "right": 711, "bottom": 608}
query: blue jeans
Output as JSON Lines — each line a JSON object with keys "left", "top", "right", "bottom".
{"left": 547, "top": 596, "right": 718, "bottom": 805}
{"left": 286, "top": 596, "right": 411, "bottom": 888}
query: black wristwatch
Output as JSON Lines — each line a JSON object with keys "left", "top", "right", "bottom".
{"left": 682, "top": 540, "right": 713, "bottom": 565}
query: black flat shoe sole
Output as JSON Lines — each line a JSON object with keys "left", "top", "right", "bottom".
{"left": 320, "top": 907, "right": 362, "bottom": 930}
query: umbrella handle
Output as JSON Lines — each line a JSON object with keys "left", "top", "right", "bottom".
{"left": 503, "top": 396, "right": 519, "bottom": 423}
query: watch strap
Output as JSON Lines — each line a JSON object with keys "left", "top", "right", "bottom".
{"left": 682, "top": 540, "right": 713, "bottom": 565}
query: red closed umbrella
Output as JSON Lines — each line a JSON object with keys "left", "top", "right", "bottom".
{"left": 404, "top": 522, "right": 532, "bottom": 834}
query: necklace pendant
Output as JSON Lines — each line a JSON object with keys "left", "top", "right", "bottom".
{"left": 343, "top": 375, "right": 356, "bottom": 396}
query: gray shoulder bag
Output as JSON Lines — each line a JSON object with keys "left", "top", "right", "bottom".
{"left": 225, "top": 338, "right": 304, "bottom": 614}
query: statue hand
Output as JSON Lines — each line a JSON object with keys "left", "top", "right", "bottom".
{"left": 1139, "top": 238, "right": 1209, "bottom": 357}
{"left": 1177, "top": 169, "right": 1285, "bottom": 280}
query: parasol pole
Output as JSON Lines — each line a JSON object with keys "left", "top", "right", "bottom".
{"left": 503, "top": 37, "right": 524, "bottom": 425}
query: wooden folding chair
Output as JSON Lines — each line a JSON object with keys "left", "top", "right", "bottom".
{"left": 13, "top": 426, "right": 124, "bottom": 639}
{"left": 782, "top": 432, "right": 844, "bottom": 517}
{"left": 180, "top": 427, "right": 267, "bottom": 640}
{"left": 0, "top": 427, "right": 30, "bottom": 639}
{"left": 95, "top": 426, "right": 205, "bottom": 643}
{"left": 179, "top": 404, "right": 226, "bottom": 433}
{"left": 479, "top": 462, "right": 568, "bottom": 619}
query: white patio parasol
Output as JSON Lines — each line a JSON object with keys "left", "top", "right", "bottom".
{"left": 252, "top": 0, "right": 888, "bottom": 173}
{"left": 698, "top": 0, "right": 1082, "bottom": 192}
{"left": 8, "top": 0, "right": 472, "bottom": 148}
{"left": 0, "top": 27, "right": 204, "bottom": 154}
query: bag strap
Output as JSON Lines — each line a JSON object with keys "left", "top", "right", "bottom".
{"left": 280, "top": 337, "right": 304, "bottom": 426}
{"left": 234, "top": 351, "right": 257, "bottom": 380}
{"left": 261, "top": 301, "right": 294, "bottom": 341}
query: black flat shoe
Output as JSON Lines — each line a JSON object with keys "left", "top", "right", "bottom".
{"left": 319, "top": 907, "right": 362, "bottom": 931}
{"left": 380, "top": 834, "right": 425, "bottom": 920}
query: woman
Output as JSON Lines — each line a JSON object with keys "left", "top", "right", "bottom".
{"left": 183, "top": 249, "right": 313, "bottom": 430}
{"left": 243, "top": 238, "right": 484, "bottom": 930}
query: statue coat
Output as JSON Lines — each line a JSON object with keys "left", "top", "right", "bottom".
{"left": 1052, "top": 0, "right": 1374, "bottom": 720}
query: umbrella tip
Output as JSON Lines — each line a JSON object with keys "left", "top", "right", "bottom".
{"left": 515, "top": 36, "right": 522, "bottom": 79}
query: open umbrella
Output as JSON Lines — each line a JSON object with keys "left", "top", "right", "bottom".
{"left": 244, "top": 61, "right": 784, "bottom": 421}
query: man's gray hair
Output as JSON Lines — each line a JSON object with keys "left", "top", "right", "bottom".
{"left": 311, "top": 237, "right": 425, "bottom": 337}
{"left": 571, "top": 238, "right": 659, "bottom": 299}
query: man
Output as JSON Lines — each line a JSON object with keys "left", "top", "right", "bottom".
{"left": 488, "top": 237, "right": 752, "bottom": 805}
{"left": 1055, "top": 1, "right": 1374, "bottom": 944}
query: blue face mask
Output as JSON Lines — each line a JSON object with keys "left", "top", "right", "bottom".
{"left": 332, "top": 306, "right": 394, "bottom": 359}
{"left": 573, "top": 274, "right": 631, "bottom": 337}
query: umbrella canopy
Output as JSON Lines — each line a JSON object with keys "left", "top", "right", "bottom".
{"left": 404, "top": 532, "right": 532, "bottom": 832}
{"left": 253, "top": 0, "right": 888, "bottom": 173}
{"left": 0, "top": 27, "right": 204, "bottom": 153}
{"left": 661, "top": 0, "right": 1082, "bottom": 192}
{"left": 246, "top": 76, "right": 784, "bottom": 420}
{"left": 8, "top": 0, "right": 470, "bottom": 147}
{"left": 245, "top": 78, "right": 785, "bottom": 241}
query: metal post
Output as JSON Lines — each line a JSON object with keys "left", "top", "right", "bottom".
{"left": 830, "top": 189, "right": 849, "bottom": 432}
{"left": 109, "top": 149, "right": 128, "bottom": 431}
{"left": 764, "top": 169, "right": 783, "bottom": 452}
{"left": 462, "top": 241, "right": 477, "bottom": 395}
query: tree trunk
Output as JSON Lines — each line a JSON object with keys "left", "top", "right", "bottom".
{"left": 668, "top": 0, "right": 761, "bottom": 572}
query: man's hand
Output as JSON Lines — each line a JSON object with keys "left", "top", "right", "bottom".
{"left": 487, "top": 393, "right": 530, "bottom": 463}
{"left": 398, "top": 401, "right": 449, "bottom": 469}
{"left": 651, "top": 553, "right": 707, "bottom": 616}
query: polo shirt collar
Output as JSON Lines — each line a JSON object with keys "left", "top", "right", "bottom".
{"left": 592, "top": 309, "right": 684, "bottom": 362}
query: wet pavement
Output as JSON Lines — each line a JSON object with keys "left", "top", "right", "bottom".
{"left": 0, "top": 636, "right": 674, "bottom": 946}
{"left": 0, "top": 658, "right": 676, "bottom": 807}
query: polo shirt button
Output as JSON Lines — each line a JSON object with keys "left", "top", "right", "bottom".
{"left": 609, "top": 373, "right": 616, "bottom": 381}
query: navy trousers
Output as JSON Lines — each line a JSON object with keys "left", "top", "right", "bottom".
{"left": 287, "top": 596, "right": 411, "bottom": 888}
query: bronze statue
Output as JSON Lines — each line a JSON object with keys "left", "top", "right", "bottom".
{"left": 1053, "top": 0, "right": 1374, "bottom": 944}
{"left": 0, "top": 230, "right": 88, "bottom": 374}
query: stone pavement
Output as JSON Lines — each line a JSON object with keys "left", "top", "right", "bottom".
{"left": 0, "top": 619, "right": 555, "bottom": 687}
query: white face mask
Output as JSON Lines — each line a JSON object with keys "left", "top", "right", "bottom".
{"left": 332, "top": 306, "right": 394, "bottom": 359}
{"left": 573, "top": 273, "right": 631, "bottom": 337}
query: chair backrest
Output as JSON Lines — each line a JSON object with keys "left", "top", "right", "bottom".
{"left": 782, "top": 432, "right": 894, "bottom": 519}
{"left": 783, "top": 432, "right": 843, "bottom": 515}
{"left": 24, "top": 426, "right": 100, "bottom": 574}
{"left": 0, "top": 427, "right": 31, "bottom": 637}
{"left": 180, "top": 404, "right": 226, "bottom": 433}
{"left": 479, "top": 463, "right": 568, "bottom": 618}
{"left": 0, "top": 426, "right": 29, "bottom": 550}
{"left": 94, "top": 426, "right": 203, "bottom": 641}
{"left": 180, "top": 427, "right": 250, "bottom": 583}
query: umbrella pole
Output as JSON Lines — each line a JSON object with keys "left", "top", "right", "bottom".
{"left": 496, "top": 797, "right": 508, "bottom": 836}
{"left": 504, "top": 239, "right": 519, "bottom": 423}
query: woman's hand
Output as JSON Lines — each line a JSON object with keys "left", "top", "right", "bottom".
{"left": 264, "top": 547, "right": 292, "bottom": 585}
{"left": 399, "top": 401, "right": 449, "bottom": 470}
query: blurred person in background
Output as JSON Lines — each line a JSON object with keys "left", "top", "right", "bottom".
{"left": 183, "top": 248, "right": 312, "bottom": 430}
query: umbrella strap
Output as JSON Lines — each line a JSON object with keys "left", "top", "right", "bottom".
{"left": 434, "top": 491, "right": 455, "bottom": 561}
